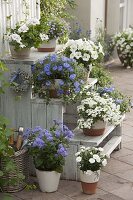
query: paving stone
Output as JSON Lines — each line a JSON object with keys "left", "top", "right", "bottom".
{"left": 123, "top": 141, "right": 133, "bottom": 150}
{"left": 102, "top": 158, "right": 133, "bottom": 174}
{"left": 0, "top": 193, "right": 21, "bottom": 200}
{"left": 110, "top": 182, "right": 133, "bottom": 200}
{"left": 98, "top": 173, "right": 128, "bottom": 193}
{"left": 115, "top": 168, "right": 133, "bottom": 182}
{"left": 111, "top": 148, "right": 133, "bottom": 158}
{"left": 33, "top": 191, "right": 73, "bottom": 200}
{"left": 87, "top": 193, "right": 124, "bottom": 200}
{"left": 122, "top": 135, "right": 133, "bottom": 143}
{"left": 116, "top": 154, "right": 133, "bottom": 166}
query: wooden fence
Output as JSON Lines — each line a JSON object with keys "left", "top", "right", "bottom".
{"left": 0, "top": 0, "right": 40, "bottom": 56}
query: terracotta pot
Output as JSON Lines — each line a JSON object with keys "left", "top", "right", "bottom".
{"left": 10, "top": 45, "right": 31, "bottom": 59}
{"left": 80, "top": 170, "right": 100, "bottom": 194}
{"left": 38, "top": 39, "right": 56, "bottom": 52}
{"left": 36, "top": 169, "right": 61, "bottom": 192}
{"left": 83, "top": 120, "right": 106, "bottom": 136}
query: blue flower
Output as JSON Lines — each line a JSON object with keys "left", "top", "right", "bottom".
{"left": 33, "top": 137, "right": 45, "bottom": 148}
{"left": 57, "top": 144, "right": 68, "bottom": 157}
{"left": 31, "top": 64, "right": 35, "bottom": 72}
{"left": 80, "top": 80, "right": 84, "bottom": 84}
{"left": 74, "top": 81, "right": 80, "bottom": 88}
{"left": 58, "top": 65, "right": 63, "bottom": 71}
{"left": 45, "top": 80, "right": 51, "bottom": 86}
{"left": 45, "top": 71, "right": 51, "bottom": 76}
{"left": 59, "top": 80, "right": 64, "bottom": 86}
{"left": 55, "top": 130, "right": 61, "bottom": 137}
{"left": 52, "top": 65, "right": 58, "bottom": 71}
{"left": 44, "top": 130, "right": 52, "bottom": 138}
{"left": 50, "top": 54, "right": 57, "bottom": 62}
{"left": 68, "top": 67, "right": 74, "bottom": 72}
{"left": 63, "top": 63, "right": 70, "bottom": 69}
{"left": 44, "top": 64, "right": 51, "bottom": 72}
{"left": 32, "top": 126, "right": 43, "bottom": 133}
{"left": 103, "top": 86, "right": 115, "bottom": 93}
{"left": 23, "top": 128, "right": 31, "bottom": 139}
{"left": 115, "top": 99, "right": 123, "bottom": 104}
{"left": 74, "top": 87, "right": 80, "bottom": 93}
{"left": 47, "top": 136, "right": 53, "bottom": 142}
{"left": 62, "top": 56, "right": 69, "bottom": 62}
{"left": 37, "top": 74, "right": 43, "bottom": 81}
{"left": 57, "top": 89, "right": 64, "bottom": 95}
{"left": 69, "top": 74, "right": 76, "bottom": 80}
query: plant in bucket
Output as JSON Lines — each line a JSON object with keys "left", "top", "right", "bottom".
{"left": 32, "top": 54, "right": 86, "bottom": 104}
{"left": 77, "top": 90, "right": 122, "bottom": 136}
{"left": 6, "top": 18, "right": 40, "bottom": 59}
{"left": 63, "top": 38, "right": 104, "bottom": 73}
{"left": 113, "top": 28, "right": 133, "bottom": 68}
{"left": 37, "top": 16, "right": 70, "bottom": 52}
{"left": 75, "top": 146, "right": 107, "bottom": 194}
{"left": 23, "top": 121, "right": 74, "bottom": 192}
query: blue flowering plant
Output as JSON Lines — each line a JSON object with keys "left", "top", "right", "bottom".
{"left": 32, "top": 54, "right": 86, "bottom": 103}
{"left": 97, "top": 86, "right": 131, "bottom": 114}
{"left": 23, "top": 121, "right": 74, "bottom": 173}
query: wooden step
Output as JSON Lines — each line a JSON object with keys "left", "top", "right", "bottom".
{"left": 103, "top": 136, "right": 122, "bottom": 157}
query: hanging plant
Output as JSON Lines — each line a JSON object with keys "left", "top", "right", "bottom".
{"left": 10, "top": 69, "right": 31, "bottom": 93}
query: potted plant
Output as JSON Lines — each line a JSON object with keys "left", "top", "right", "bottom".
{"left": 6, "top": 18, "right": 40, "bottom": 59}
{"left": 37, "top": 17, "right": 70, "bottom": 52}
{"left": 113, "top": 28, "right": 133, "bottom": 68}
{"left": 75, "top": 146, "right": 107, "bottom": 194}
{"left": 63, "top": 38, "right": 104, "bottom": 72}
{"left": 23, "top": 121, "right": 74, "bottom": 192}
{"left": 77, "top": 91, "right": 122, "bottom": 136}
{"left": 0, "top": 116, "right": 28, "bottom": 192}
{"left": 32, "top": 54, "right": 86, "bottom": 103}
{"left": 97, "top": 86, "right": 131, "bottom": 114}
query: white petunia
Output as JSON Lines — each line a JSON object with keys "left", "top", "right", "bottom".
{"left": 89, "top": 158, "right": 95, "bottom": 164}
{"left": 18, "top": 24, "right": 29, "bottom": 33}
{"left": 27, "top": 18, "right": 40, "bottom": 26}
{"left": 9, "top": 33, "right": 21, "bottom": 44}
{"left": 75, "top": 152, "right": 80, "bottom": 157}
{"left": 82, "top": 53, "right": 90, "bottom": 61}
{"left": 40, "top": 33, "right": 49, "bottom": 41}
{"left": 76, "top": 156, "right": 82, "bottom": 162}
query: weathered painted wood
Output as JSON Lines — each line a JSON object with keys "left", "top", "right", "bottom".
{"left": 0, "top": 64, "right": 32, "bottom": 129}
{"left": 61, "top": 144, "right": 78, "bottom": 180}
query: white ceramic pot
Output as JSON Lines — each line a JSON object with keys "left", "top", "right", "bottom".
{"left": 80, "top": 170, "right": 100, "bottom": 183}
{"left": 36, "top": 169, "right": 61, "bottom": 192}
{"left": 10, "top": 45, "right": 31, "bottom": 59}
{"left": 38, "top": 39, "right": 56, "bottom": 52}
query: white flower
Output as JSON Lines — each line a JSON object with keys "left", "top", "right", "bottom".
{"left": 98, "top": 147, "right": 104, "bottom": 152}
{"left": 82, "top": 53, "right": 90, "bottom": 61}
{"left": 27, "top": 18, "right": 40, "bottom": 26}
{"left": 102, "top": 159, "right": 107, "bottom": 166}
{"left": 8, "top": 33, "right": 21, "bottom": 44}
{"left": 18, "top": 24, "right": 29, "bottom": 33}
{"left": 40, "top": 33, "right": 49, "bottom": 41}
{"left": 76, "top": 156, "right": 82, "bottom": 162}
{"left": 75, "top": 152, "right": 80, "bottom": 157}
{"left": 89, "top": 158, "right": 95, "bottom": 164}
{"left": 20, "top": 43, "right": 26, "bottom": 48}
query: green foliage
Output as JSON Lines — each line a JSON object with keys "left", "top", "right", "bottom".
{"left": 0, "top": 61, "right": 9, "bottom": 94}
{"left": 40, "top": 0, "right": 76, "bottom": 19}
{"left": 90, "top": 64, "right": 113, "bottom": 87}
{"left": 95, "top": 19, "right": 114, "bottom": 62}
{"left": 69, "top": 22, "right": 91, "bottom": 40}
{"left": 0, "top": 117, "right": 25, "bottom": 191}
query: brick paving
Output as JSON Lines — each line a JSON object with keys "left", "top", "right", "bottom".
{"left": 1, "top": 60, "right": 133, "bottom": 200}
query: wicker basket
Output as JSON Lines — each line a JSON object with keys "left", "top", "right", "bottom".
{"left": 0, "top": 149, "right": 29, "bottom": 193}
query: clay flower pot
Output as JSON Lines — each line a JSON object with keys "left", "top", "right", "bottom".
{"left": 80, "top": 170, "right": 100, "bottom": 194}
{"left": 38, "top": 39, "right": 56, "bottom": 52}
{"left": 83, "top": 120, "right": 107, "bottom": 136}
